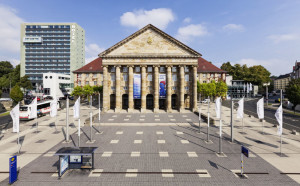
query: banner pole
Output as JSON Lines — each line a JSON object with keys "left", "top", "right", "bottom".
{"left": 207, "top": 96, "right": 210, "bottom": 142}
{"left": 241, "top": 150, "right": 244, "bottom": 176}
{"left": 280, "top": 89, "right": 283, "bottom": 157}
{"left": 78, "top": 118, "right": 81, "bottom": 147}
{"left": 99, "top": 93, "right": 101, "bottom": 132}
{"left": 219, "top": 98, "right": 222, "bottom": 154}
{"left": 66, "top": 98, "right": 69, "bottom": 142}
{"left": 231, "top": 92, "right": 233, "bottom": 142}
{"left": 198, "top": 93, "right": 201, "bottom": 134}
{"left": 90, "top": 95, "right": 92, "bottom": 142}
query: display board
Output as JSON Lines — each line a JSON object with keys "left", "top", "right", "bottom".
{"left": 59, "top": 155, "right": 69, "bottom": 177}
{"left": 159, "top": 74, "right": 166, "bottom": 98}
{"left": 9, "top": 156, "right": 17, "bottom": 184}
{"left": 133, "top": 74, "right": 141, "bottom": 99}
{"left": 70, "top": 155, "right": 82, "bottom": 163}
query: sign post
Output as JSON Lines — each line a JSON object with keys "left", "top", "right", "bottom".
{"left": 9, "top": 156, "right": 17, "bottom": 184}
{"left": 241, "top": 146, "right": 249, "bottom": 178}
{"left": 198, "top": 93, "right": 201, "bottom": 134}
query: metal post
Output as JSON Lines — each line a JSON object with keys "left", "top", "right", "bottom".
{"left": 78, "top": 118, "right": 81, "bottom": 147}
{"left": 266, "top": 86, "right": 268, "bottom": 108}
{"left": 198, "top": 94, "right": 201, "bottom": 134}
{"left": 242, "top": 118, "right": 244, "bottom": 133}
{"left": 219, "top": 98, "right": 222, "bottom": 154}
{"left": 241, "top": 150, "right": 244, "bottom": 176}
{"left": 35, "top": 116, "right": 38, "bottom": 133}
{"left": 231, "top": 92, "right": 233, "bottom": 142}
{"left": 90, "top": 95, "right": 93, "bottom": 142}
{"left": 280, "top": 89, "right": 282, "bottom": 156}
{"left": 207, "top": 96, "right": 210, "bottom": 142}
{"left": 66, "top": 98, "right": 69, "bottom": 142}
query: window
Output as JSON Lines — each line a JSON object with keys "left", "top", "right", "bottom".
{"left": 160, "top": 67, "right": 165, "bottom": 72}
{"left": 86, "top": 73, "right": 89, "bottom": 77}
{"left": 211, "top": 74, "right": 214, "bottom": 78}
{"left": 123, "top": 67, "right": 128, "bottom": 72}
{"left": 123, "top": 86, "right": 128, "bottom": 90}
{"left": 148, "top": 86, "right": 152, "bottom": 90}
{"left": 110, "top": 74, "right": 115, "bottom": 81}
{"left": 147, "top": 66, "right": 152, "bottom": 72}
{"left": 111, "top": 86, "right": 115, "bottom": 90}
{"left": 185, "top": 66, "right": 189, "bottom": 72}
{"left": 203, "top": 74, "right": 206, "bottom": 78}
{"left": 123, "top": 74, "right": 128, "bottom": 81}
{"left": 135, "top": 66, "right": 140, "bottom": 72}
{"left": 85, "top": 81, "right": 89, "bottom": 85}
{"left": 172, "top": 86, "right": 176, "bottom": 90}
{"left": 111, "top": 67, "right": 116, "bottom": 72}
{"left": 185, "top": 74, "right": 189, "bottom": 81}
{"left": 94, "top": 81, "right": 97, "bottom": 85}
{"left": 172, "top": 74, "right": 177, "bottom": 81}
{"left": 93, "top": 74, "right": 97, "bottom": 78}
{"left": 218, "top": 74, "right": 221, "bottom": 78}
{"left": 172, "top": 67, "right": 177, "bottom": 72}
{"left": 185, "top": 86, "right": 189, "bottom": 90}
{"left": 203, "top": 81, "right": 206, "bottom": 83}
{"left": 78, "top": 81, "right": 81, "bottom": 86}
{"left": 148, "top": 74, "right": 152, "bottom": 81}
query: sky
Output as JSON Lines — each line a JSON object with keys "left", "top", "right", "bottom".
{"left": 0, "top": 0, "right": 299, "bottom": 76}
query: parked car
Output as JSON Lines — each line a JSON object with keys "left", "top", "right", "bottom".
{"left": 201, "top": 99, "right": 210, "bottom": 104}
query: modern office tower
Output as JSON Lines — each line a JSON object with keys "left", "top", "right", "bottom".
{"left": 20, "top": 23, "right": 85, "bottom": 90}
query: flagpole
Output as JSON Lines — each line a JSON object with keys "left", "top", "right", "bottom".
{"left": 230, "top": 92, "right": 233, "bottom": 143}
{"left": 90, "top": 95, "right": 93, "bottom": 142}
{"left": 219, "top": 97, "right": 222, "bottom": 154}
{"left": 198, "top": 93, "right": 201, "bottom": 134}
{"left": 262, "top": 96, "right": 264, "bottom": 134}
{"left": 66, "top": 97, "right": 69, "bottom": 142}
{"left": 78, "top": 118, "right": 81, "bottom": 147}
{"left": 207, "top": 96, "right": 210, "bottom": 142}
{"left": 17, "top": 102, "right": 20, "bottom": 154}
{"left": 280, "top": 89, "right": 282, "bottom": 156}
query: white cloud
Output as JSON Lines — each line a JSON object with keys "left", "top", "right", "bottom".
{"left": 0, "top": 4, "right": 24, "bottom": 65}
{"left": 183, "top": 17, "right": 191, "bottom": 23}
{"left": 235, "top": 58, "right": 273, "bottom": 66}
{"left": 176, "top": 24, "right": 208, "bottom": 43}
{"left": 120, "top": 8, "right": 175, "bottom": 30}
{"left": 85, "top": 43, "right": 105, "bottom": 64}
{"left": 222, "top": 24, "right": 245, "bottom": 32}
{"left": 267, "top": 34, "right": 299, "bottom": 43}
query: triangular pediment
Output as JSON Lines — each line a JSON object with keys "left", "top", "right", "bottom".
{"left": 99, "top": 24, "right": 201, "bottom": 58}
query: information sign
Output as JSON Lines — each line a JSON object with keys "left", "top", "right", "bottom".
{"left": 241, "top": 146, "right": 249, "bottom": 158}
{"left": 59, "top": 156, "right": 69, "bottom": 177}
{"left": 9, "top": 156, "right": 17, "bottom": 184}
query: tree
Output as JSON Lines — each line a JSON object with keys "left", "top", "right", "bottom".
{"left": 10, "top": 85, "right": 23, "bottom": 103}
{"left": 20, "top": 75, "right": 33, "bottom": 91}
{"left": 0, "top": 89, "right": 2, "bottom": 97}
{"left": 0, "top": 61, "right": 14, "bottom": 78}
{"left": 71, "top": 86, "right": 84, "bottom": 97}
{"left": 216, "top": 81, "right": 228, "bottom": 97}
{"left": 83, "top": 85, "right": 93, "bottom": 98}
{"left": 286, "top": 79, "right": 300, "bottom": 112}
{"left": 207, "top": 81, "right": 216, "bottom": 98}
{"left": 93, "top": 85, "right": 103, "bottom": 95}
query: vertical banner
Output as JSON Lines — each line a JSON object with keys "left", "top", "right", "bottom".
{"left": 133, "top": 74, "right": 141, "bottom": 99}
{"left": 9, "top": 156, "right": 17, "bottom": 184}
{"left": 159, "top": 74, "right": 166, "bottom": 98}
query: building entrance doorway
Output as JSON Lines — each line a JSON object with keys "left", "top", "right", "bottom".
{"left": 146, "top": 94, "right": 154, "bottom": 110}
{"left": 122, "top": 94, "right": 128, "bottom": 110}
{"left": 110, "top": 94, "right": 115, "bottom": 110}
{"left": 171, "top": 94, "right": 177, "bottom": 109}
{"left": 134, "top": 99, "right": 141, "bottom": 110}
{"left": 159, "top": 99, "right": 165, "bottom": 109}
{"left": 184, "top": 94, "right": 190, "bottom": 109}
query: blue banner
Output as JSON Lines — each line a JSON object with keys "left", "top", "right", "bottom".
{"left": 133, "top": 74, "right": 141, "bottom": 99}
{"left": 9, "top": 156, "right": 17, "bottom": 184}
{"left": 159, "top": 74, "right": 166, "bottom": 98}
{"left": 241, "top": 146, "right": 249, "bottom": 158}
{"left": 60, "top": 155, "right": 69, "bottom": 177}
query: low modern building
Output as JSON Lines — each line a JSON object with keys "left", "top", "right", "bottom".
{"left": 43, "top": 73, "right": 71, "bottom": 98}
{"left": 20, "top": 23, "right": 85, "bottom": 90}
{"left": 73, "top": 24, "right": 225, "bottom": 113}
{"left": 274, "top": 73, "right": 292, "bottom": 92}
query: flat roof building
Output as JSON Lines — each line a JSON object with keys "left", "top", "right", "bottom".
{"left": 20, "top": 23, "right": 85, "bottom": 90}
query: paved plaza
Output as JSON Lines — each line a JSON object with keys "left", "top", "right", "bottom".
{"left": 0, "top": 103, "right": 300, "bottom": 185}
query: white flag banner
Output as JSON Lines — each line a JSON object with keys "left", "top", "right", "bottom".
{"left": 50, "top": 99, "right": 57, "bottom": 117}
{"left": 237, "top": 98, "right": 244, "bottom": 119}
{"left": 215, "top": 97, "right": 221, "bottom": 119}
{"left": 73, "top": 97, "right": 80, "bottom": 119}
{"left": 243, "top": 84, "right": 246, "bottom": 92}
{"left": 275, "top": 104, "right": 283, "bottom": 135}
{"left": 257, "top": 98, "right": 264, "bottom": 119}
{"left": 250, "top": 83, "right": 253, "bottom": 91}
{"left": 10, "top": 103, "right": 19, "bottom": 133}
{"left": 29, "top": 97, "right": 37, "bottom": 119}
{"left": 247, "top": 83, "right": 250, "bottom": 93}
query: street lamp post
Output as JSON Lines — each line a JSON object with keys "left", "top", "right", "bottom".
{"left": 263, "top": 82, "right": 270, "bottom": 107}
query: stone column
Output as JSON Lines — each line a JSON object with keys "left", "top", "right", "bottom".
{"left": 179, "top": 65, "right": 185, "bottom": 112}
{"left": 128, "top": 65, "right": 134, "bottom": 112}
{"left": 103, "top": 66, "right": 109, "bottom": 112}
{"left": 167, "top": 65, "right": 172, "bottom": 112}
{"left": 154, "top": 65, "right": 159, "bottom": 113}
{"left": 115, "top": 65, "right": 121, "bottom": 112}
{"left": 141, "top": 65, "right": 146, "bottom": 113}
{"left": 192, "top": 65, "right": 198, "bottom": 112}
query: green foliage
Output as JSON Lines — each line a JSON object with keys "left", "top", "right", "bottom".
{"left": 83, "top": 85, "right": 93, "bottom": 98}
{"left": 286, "top": 79, "right": 300, "bottom": 111}
{"left": 0, "top": 63, "right": 21, "bottom": 89}
{"left": 207, "top": 81, "right": 216, "bottom": 97}
{"left": 93, "top": 85, "right": 103, "bottom": 94}
{"left": 216, "top": 81, "right": 228, "bottom": 97}
{"left": 71, "top": 86, "right": 84, "bottom": 97}
{"left": 0, "top": 89, "right": 2, "bottom": 97}
{"left": 10, "top": 85, "right": 23, "bottom": 103}
{"left": 0, "top": 61, "right": 14, "bottom": 78}
{"left": 221, "top": 62, "right": 271, "bottom": 86}
{"left": 20, "top": 75, "right": 33, "bottom": 90}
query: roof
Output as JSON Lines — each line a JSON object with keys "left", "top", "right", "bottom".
{"left": 99, "top": 24, "right": 202, "bottom": 58}
{"left": 54, "top": 147, "right": 98, "bottom": 156}
{"left": 197, "top": 57, "right": 226, "bottom": 73}
{"left": 275, "top": 73, "right": 291, "bottom": 80}
{"left": 73, "top": 58, "right": 102, "bottom": 73}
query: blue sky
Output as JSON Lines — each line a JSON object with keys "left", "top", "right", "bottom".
{"left": 0, "top": 0, "right": 299, "bottom": 76}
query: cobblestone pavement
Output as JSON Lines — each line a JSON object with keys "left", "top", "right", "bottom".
{"left": 1, "top": 112, "right": 298, "bottom": 186}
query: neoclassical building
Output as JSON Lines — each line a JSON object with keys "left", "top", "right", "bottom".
{"left": 73, "top": 24, "right": 226, "bottom": 113}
